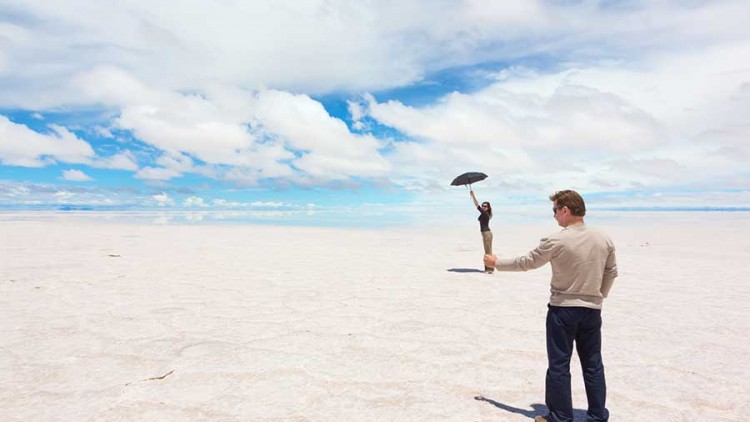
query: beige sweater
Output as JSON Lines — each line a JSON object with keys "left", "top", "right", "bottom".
{"left": 494, "top": 223, "right": 618, "bottom": 309}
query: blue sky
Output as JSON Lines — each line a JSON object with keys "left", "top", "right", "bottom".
{"left": 2, "top": 0, "right": 750, "bottom": 225}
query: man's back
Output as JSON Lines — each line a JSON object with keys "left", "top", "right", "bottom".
{"left": 494, "top": 222, "right": 617, "bottom": 309}
{"left": 546, "top": 223, "right": 617, "bottom": 309}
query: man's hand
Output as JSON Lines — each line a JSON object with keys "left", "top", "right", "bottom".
{"left": 484, "top": 254, "right": 497, "bottom": 269}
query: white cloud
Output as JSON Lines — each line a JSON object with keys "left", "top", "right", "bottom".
{"left": 61, "top": 169, "right": 92, "bottom": 182}
{"left": 249, "top": 201, "right": 285, "bottom": 208}
{"left": 210, "top": 199, "right": 290, "bottom": 208}
{"left": 4, "top": 184, "right": 31, "bottom": 197}
{"left": 0, "top": 1, "right": 425, "bottom": 107}
{"left": 366, "top": 82, "right": 661, "bottom": 152}
{"left": 1, "top": 1, "right": 750, "bottom": 205}
{"left": 0, "top": 115, "right": 95, "bottom": 167}
{"left": 92, "top": 151, "right": 139, "bottom": 171}
{"left": 183, "top": 196, "right": 207, "bottom": 207}
{"left": 348, "top": 100, "right": 365, "bottom": 122}
{"left": 136, "top": 166, "right": 182, "bottom": 181}
{"left": 94, "top": 125, "right": 114, "bottom": 138}
{"left": 356, "top": 33, "right": 750, "bottom": 195}
{"left": 211, "top": 199, "right": 239, "bottom": 208}
{"left": 70, "top": 69, "right": 392, "bottom": 185}
{"left": 359, "top": 83, "right": 664, "bottom": 193}
{"left": 53, "top": 190, "right": 74, "bottom": 201}
{"left": 251, "top": 89, "right": 391, "bottom": 181}
{"left": 134, "top": 151, "right": 202, "bottom": 181}
{"left": 75, "top": 67, "right": 257, "bottom": 162}
{"left": 5, "top": 1, "right": 748, "bottom": 109}
{"left": 151, "top": 192, "right": 174, "bottom": 207}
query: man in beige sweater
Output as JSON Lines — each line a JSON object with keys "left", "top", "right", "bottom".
{"left": 484, "top": 190, "right": 618, "bottom": 422}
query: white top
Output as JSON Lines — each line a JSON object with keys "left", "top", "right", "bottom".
{"left": 495, "top": 223, "right": 618, "bottom": 309}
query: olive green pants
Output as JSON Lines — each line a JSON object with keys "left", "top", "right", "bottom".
{"left": 482, "top": 230, "right": 493, "bottom": 272}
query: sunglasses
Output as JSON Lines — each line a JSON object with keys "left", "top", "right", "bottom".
{"left": 552, "top": 205, "right": 564, "bottom": 215}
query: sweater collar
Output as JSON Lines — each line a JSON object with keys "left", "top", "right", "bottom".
{"left": 564, "top": 222, "right": 586, "bottom": 231}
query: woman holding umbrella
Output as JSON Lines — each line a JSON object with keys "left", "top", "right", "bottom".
{"left": 470, "top": 190, "right": 493, "bottom": 273}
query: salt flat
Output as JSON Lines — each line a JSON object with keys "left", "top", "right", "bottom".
{"left": 1, "top": 213, "right": 748, "bottom": 421}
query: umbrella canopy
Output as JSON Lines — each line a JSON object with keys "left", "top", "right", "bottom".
{"left": 451, "top": 172, "right": 488, "bottom": 186}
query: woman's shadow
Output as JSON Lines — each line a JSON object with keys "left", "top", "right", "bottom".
{"left": 447, "top": 268, "right": 485, "bottom": 273}
{"left": 474, "top": 396, "right": 587, "bottom": 421}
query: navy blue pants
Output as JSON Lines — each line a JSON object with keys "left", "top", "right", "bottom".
{"left": 545, "top": 305, "right": 609, "bottom": 422}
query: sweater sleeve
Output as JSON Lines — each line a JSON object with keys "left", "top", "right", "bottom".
{"left": 495, "top": 236, "right": 557, "bottom": 272}
{"left": 600, "top": 242, "right": 618, "bottom": 297}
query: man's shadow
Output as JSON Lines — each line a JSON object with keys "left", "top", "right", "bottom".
{"left": 447, "top": 268, "right": 485, "bottom": 273}
{"left": 474, "top": 396, "right": 587, "bottom": 421}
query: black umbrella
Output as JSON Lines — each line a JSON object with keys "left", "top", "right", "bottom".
{"left": 451, "top": 172, "right": 488, "bottom": 186}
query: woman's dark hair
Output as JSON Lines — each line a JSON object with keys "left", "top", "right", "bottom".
{"left": 482, "top": 202, "right": 493, "bottom": 218}
{"left": 549, "top": 190, "right": 586, "bottom": 216}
